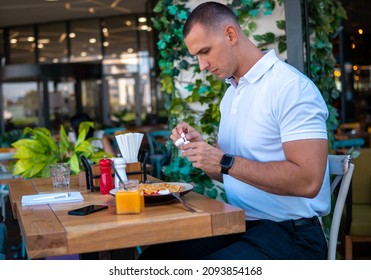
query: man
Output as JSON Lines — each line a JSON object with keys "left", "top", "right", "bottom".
{"left": 140, "top": 1, "right": 330, "bottom": 260}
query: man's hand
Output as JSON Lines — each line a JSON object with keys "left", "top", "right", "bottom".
{"left": 170, "top": 122, "right": 204, "bottom": 144}
{"left": 181, "top": 141, "right": 224, "bottom": 174}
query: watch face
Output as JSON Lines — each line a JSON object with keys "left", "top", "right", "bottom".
{"left": 221, "top": 154, "right": 234, "bottom": 167}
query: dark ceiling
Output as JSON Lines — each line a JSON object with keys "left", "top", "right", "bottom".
{"left": 0, "top": 0, "right": 151, "bottom": 28}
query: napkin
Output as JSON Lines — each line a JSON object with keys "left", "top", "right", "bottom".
{"left": 21, "top": 191, "right": 84, "bottom": 206}
{"left": 115, "top": 132, "right": 144, "bottom": 163}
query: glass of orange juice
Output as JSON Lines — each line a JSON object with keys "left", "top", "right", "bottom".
{"left": 116, "top": 179, "right": 143, "bottom": 214}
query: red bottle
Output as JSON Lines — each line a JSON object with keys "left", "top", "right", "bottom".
{"left": 99, "top": 156, "right": 114, "bottom": 195}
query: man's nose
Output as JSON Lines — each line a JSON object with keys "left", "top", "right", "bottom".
{"left": 198, "top": 57, "right": 209, "bottom": 71}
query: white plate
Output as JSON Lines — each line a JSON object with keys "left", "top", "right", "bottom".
{"left": 109, "top": 182, "right": 194, "bottom": 205}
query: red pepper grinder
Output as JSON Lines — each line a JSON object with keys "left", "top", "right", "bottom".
{"left": 99, "top": 156, "right": 114, "bottom": 195}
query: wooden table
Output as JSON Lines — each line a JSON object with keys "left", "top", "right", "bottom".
{"left": 4, "top": 175, "right": 245, "bottom": 259}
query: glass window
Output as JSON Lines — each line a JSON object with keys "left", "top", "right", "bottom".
{"left": 48, "top": 79, "right": 76, "bottom": 133}
{"left": 38, "top": 23, "right": 68, "bottom": 64}
{"left": 81, "top": 79, "right": 102, "bottom": 126}
{"left": 2, "top": 82, "right": 38, "bottom": 130}
{"left": 102, "top": 16, "right": 138, "bottom": 59}
{"left": 8, "top": 26, "right": 35, "bottom": 64}
{"left": 70, "top": 19, "right": 102, "bottom": 62}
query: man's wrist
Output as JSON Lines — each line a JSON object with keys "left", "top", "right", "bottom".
{"left": 220, "top": 154, "right": 234, "bottom": 174}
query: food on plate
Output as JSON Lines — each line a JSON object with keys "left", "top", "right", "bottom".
{"left": 140, "top": 183, "right": 184, "bottom": 196}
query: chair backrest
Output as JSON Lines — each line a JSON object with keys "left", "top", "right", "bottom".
{"left": 0, "top": 222, "right": 7, "bottom": 260}
{"left": 326, "top": 154, "right": 354, "bottom": 260}
{"left": 146, "top": 130, "right": 171, "bottom": 156}
{"left": 350, "top": 148, "right": 371, "bottom": 205}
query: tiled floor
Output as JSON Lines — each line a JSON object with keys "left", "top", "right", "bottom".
{"left": 2, "top": 196, "right": 370, "bottom": 260}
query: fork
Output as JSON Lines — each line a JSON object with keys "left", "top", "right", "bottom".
{"left": 171, "top": 192, "right": 197, "bottom": 213}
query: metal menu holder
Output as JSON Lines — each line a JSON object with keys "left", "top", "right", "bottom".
{"left": 80, "top": 151, "right": 149, "bottom": 192}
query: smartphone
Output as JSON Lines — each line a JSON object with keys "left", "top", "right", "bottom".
{"left": 68, "top": 205, "right": 108, "bottom": 216}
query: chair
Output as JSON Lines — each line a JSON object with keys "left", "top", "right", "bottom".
{"left": 0, "top": 222, "right": 7, "bottom": 260}
{"left": 344, "top": 148, "right": 371, "bottom": 259}
{"left": 326, "top": 154, "right": 354, "bottom": 260}
{"left": 0, "top": 184, "right": 9, "bottom": 222}
{"left": 146, "top": 130, "right": 171, "bottom": 179}
{"left": 337, "top": 122, "right": 361, "bottom": 134}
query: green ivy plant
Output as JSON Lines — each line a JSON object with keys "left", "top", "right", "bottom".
{"left": 11, "top": 121, "right": 106, "bottom": 178}
{"left": 152, "top": 0, "right": 346, "bottom": 201}
{"left": 305, "top": 0, "right": 347, "bottom": 148}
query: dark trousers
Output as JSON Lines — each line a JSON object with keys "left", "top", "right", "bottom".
{"left": 139, "top": 218, "right": 327, "bottom": 260}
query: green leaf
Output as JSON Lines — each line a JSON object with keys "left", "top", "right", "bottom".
{"left": 12, "top": 139, "right": 46, "bottom": 154}
{"left": 168, "top": 5, "right": 178, "bottom": 15}
{"left": 76, "top": 121, "right": 94, "bottom": 146}
{"left": 69, "top": 154, "right": 80, "bottom": 175}
{"left": 152, "top": 1, "right": 164, "bottom": 13}
{"left": 276, "top": 20, "right": 286, "bottom": 30}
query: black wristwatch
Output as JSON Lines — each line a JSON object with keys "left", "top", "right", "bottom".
{"left": 220, "top": 154, "right": 234, "bottom": 174}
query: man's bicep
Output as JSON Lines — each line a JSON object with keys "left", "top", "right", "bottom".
{"left": 283, "top": 139, "right": 328, "bottom": 177}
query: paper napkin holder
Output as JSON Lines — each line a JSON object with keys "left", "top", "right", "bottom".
{"left": 79, "top": 151, "right": 148, "bottom": 192}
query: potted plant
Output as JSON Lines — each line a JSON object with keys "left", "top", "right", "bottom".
{"left": 11, "top": 121, "right": 107, "bottom": 178}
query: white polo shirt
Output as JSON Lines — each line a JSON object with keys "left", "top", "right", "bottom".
{"left": 218, "top": 50, "right": 331, "bottom": 222}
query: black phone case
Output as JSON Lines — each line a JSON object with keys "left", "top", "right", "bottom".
{"left": 68, "top": 205, "right": 108, "bottom": 216}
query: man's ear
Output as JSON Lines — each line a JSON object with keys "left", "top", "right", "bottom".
{"left": 225, "top": 25, "right": 238, "bottom": 43}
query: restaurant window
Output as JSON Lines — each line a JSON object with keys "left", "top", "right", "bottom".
{"left": 38, "top": 23, "right": 68, "bottom": 64}
{"left": 8, "top": 26, "right": 35, "bottom": 64}
{"left": 47, "top": 79, "right": 76, "bottom": 133}
{"left": 70, "top": 19, "right": 102, "bottom": 62}
{"left": 81, "top": 79, "right": 102, "bottom": 126}
{"left": 2, "top": 81, "right": 38, "bottom": 130}
{"left": 102, "top": 16, "right": 138, "bottom": 59}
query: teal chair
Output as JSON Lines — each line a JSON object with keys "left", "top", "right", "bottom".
{"left": 146, "top": 130, "right": 171, "bottom": 179}
{"left": 0, "top": 221, "right": 6, "bottom": 260}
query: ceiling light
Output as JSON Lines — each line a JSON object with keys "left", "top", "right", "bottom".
{"left": 89, "top": 38, "right": 97, "bottom": 44}
{"left": 89, "top": 7, "right": 95, "bottom": 14}
{"left": 59, "top": 33, "right": 67, "bottom": 43}
{"left": 27, "top": 37, "right": 35, "bottom": 42}
{"left": 138, "top": 17, "right": 147, "bottom": 23}
{"left": 69, "top": 33, "right": 76, "bottom": 38}
{"left": 102, "top": 27, "right": 109, "bottom": 37}
{"left": 111, "top": 0, "right": 121, "bottom": 8}
{"left": 125, "top": 20, "right": 132, "bottom": 26}
{"left": 38, "top": 39, "right": 50, "bottom": 44}
{"left": 103, "top": 41, "right": 109, "bottom": 47}
{"left": 10, "top": 39, "right": 17, "bottom": 44}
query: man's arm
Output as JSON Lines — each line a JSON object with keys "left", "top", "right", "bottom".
{"left": 182, "top": 138, "right": 328, "bottom": 198}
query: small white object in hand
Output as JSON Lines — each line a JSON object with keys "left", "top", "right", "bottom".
{"left": 175, "top": 132, "right": 190, "bottom": 147}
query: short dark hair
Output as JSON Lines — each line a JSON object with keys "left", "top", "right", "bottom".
{"left": 183, "top": 2, "right": 239, "bottom": 38}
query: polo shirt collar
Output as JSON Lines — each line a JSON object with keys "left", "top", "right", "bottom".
{"left": 225, "top": 49, "right": 279, "bottom": 87}
{"left": 243, "top": 49, "right": 279, "bottom": 83}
